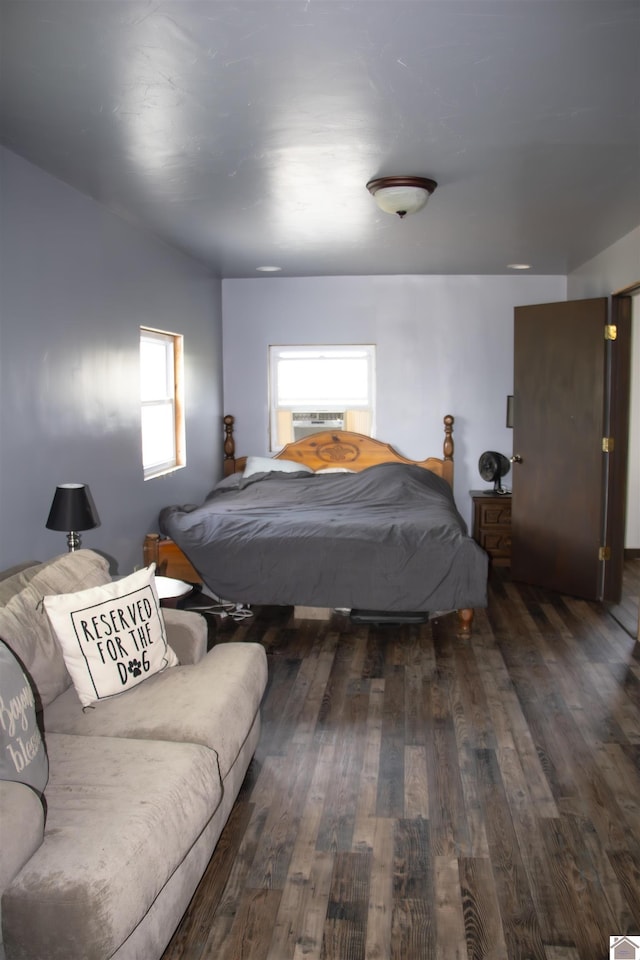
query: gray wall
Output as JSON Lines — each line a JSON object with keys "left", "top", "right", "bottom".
{"left": 567, "top": 226, "right": 640, "bottom": 300}
{"left": 0, "top": 148, "right": 223, "bottom": 573}
{"left": 222, "top": 273, "right": 566, "bottom": 527}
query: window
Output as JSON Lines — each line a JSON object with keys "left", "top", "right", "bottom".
{"left": 140, "top": 327, "right": 185, "bottom": 480}
{"left": 269, "top": 344, "right": 376, "bottom": 450}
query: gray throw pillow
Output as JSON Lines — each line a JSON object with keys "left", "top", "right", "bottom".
{"left": 0, "top": 640, "right": 49, "bottom": 796}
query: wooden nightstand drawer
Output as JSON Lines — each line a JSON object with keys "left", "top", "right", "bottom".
{"left": 479, "top": 530, "right": 512, "bottom": 558}
{"left": 470, "top": 490, "right": 512, "bottom": 566}
{"left": 477, "top": 501, "right": 511, "bottom": 528}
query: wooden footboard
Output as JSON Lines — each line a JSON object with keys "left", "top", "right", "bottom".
{"left": 143, "top": 534, "right": 202, "bottom": 584}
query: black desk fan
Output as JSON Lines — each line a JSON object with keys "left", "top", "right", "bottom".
{"left": 478, "top": 451, "right": 510, "bottom": 494}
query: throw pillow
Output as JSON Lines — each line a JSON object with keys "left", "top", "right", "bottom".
{"left": 43, "top": 566, "right": 178, "bottom": 708}
{"left": 0, "top": 640, "right": 49, "bottom": 795}
{"left": 243, "top": 456, "right": 313, "bottom": 478}
{"left": 315, "top": 467, "right": 356, "bottom": 474}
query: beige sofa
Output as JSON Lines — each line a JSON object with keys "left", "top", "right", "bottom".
{"left": 0, "top": 550, "right": 268, "bottom": 960}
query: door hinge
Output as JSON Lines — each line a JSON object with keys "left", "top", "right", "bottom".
{"left": 602, "top": 437, "right": 615, "bottom": 453}
{"left": 599, "top": 546, "right": 611, "bottom": 561}
{"left": 604, "top": 324, "right": 617, "bottom": 341}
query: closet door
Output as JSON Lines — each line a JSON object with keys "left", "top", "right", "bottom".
{"left": 511, "top": 297, "right": 629, "bottom": 602}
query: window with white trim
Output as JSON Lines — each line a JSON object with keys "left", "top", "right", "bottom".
{"left": 269, "top": 344, "right": 376, "bottom": 450}
{"left": 140, "top": 327, "right": 185, "bottom": 480}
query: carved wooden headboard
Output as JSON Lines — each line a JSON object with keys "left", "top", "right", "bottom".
{"left": 222, "top": 414, "right": 455, "bottom": 488}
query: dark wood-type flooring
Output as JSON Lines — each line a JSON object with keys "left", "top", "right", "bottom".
{"left": 162, "top": 561, "right": 640, "bottom": 960}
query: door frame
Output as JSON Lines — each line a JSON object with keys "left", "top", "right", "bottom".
{"left": 606, "top": 283, "right": 638, "bottom": 599}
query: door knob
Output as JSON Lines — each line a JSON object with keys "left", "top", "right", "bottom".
{"left": 510, "top": 454, "right": 523, "bottom": 463}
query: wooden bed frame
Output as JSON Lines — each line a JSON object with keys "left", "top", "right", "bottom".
{"left": 222, "top": 413, "right": 455, "bottom": 486}
{"left": 143, "top": 534, "right": 202, "bottom": 584}
{"left": 144, "top": 413, "right": 475, "bottom": 635}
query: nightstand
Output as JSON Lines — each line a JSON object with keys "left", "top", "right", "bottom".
{"left": 470, "top": 490, "right": 512, "bottom": 566}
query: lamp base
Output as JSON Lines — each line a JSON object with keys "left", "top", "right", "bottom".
{"left": 67, "top": 531, "right": 82, "bottom": 552}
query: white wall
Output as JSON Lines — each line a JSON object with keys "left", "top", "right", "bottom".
{"left": 568, "top": 225, "right": 640, "bottom": 548}
{"left": 222, "top": 274, "right": 565, "bottom": 527}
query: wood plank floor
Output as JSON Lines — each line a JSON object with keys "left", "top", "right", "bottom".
{"left": 162, "top": 565, "right": 640, "bottom": 960}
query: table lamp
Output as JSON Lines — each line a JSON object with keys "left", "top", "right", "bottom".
{"left": 46, "top": 483, "right": 99, "bottom": 552}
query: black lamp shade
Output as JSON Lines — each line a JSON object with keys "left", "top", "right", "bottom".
{"left": 46, "top": 484, "right": 99, "bottom": 532}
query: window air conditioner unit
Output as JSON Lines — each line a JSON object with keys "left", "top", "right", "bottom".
{"left": 291, "top": 412, "right": 344, "bottom": 440}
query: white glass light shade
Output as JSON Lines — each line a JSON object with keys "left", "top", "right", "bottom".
{"left": 373, "top": 185, "right": 429, "bottom": 216}
{"left": 366, "top": 176, "right": 437, "bottom": 218}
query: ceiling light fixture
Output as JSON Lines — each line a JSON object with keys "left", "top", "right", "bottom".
{"left": 366, "top": 176, "right": 437, "bottom": 218}
{"left": 507, "top": 263, "right": 531, "bottom": 270}
{"left": 256, "top": 265, "right": 282, "bottom": 273}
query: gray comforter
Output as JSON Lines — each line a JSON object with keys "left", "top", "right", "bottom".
{"left": 159, "top": 462, "right": 488, "bottom": 612}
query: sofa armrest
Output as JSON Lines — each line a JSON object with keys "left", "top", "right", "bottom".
{"left": 162, "top": 607, "right": 208, "bottom": 663}
{"left": 0, "top": 781, "right": 44, "bottom": 900}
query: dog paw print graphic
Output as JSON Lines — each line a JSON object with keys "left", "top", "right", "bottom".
{"left": 127, "top": 659, "right": 143, "bottom": 678}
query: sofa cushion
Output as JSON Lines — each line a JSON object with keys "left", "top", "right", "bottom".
{"left": 43, "top": 566, "right": 178, "bottom": 707}
{"left": 1, "top": 732, "right": 222, "bottom": 960}
{"left": 0, "top": 550, "right": 111, "bottom": 708}
{"left": 44, "top": 641, "right": 268, "bottom": 780}
{"left": 0, "top": 641, "right": 49, "bottom": 795}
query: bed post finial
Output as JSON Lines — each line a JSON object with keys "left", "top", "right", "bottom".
{"left": 443, "top": 414, "right": 454, "bottom": 462}
{"left": 223, "top": 415, "right": 235, "bottom": 467}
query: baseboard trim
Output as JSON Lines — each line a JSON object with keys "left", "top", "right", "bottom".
{"left": 624, "top": 548, "right": 640, "bottom": 559}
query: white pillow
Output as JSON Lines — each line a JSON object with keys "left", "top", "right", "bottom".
{"left": 243, "top": 456, "right": 313, "bottom": 478}
{"left": 315, "top": 467, "right": 356, "bottom": 474}
{"left": 43, "top": 565, "right": 178, "bottom": 708}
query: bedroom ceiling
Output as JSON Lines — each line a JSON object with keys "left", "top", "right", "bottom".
{"left": 1, "top": 0, "right": 639, "bottom": 278}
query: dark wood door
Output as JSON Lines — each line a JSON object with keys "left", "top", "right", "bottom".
{"left": 511, "top": 297, "right": 626, "bottom": 601}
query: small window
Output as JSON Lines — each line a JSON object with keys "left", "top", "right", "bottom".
{"left": 140, "top": 327, "right": 185, "bottom": 480}
{"left": 269, "top": 344, "right": 376, "bottom": 450}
